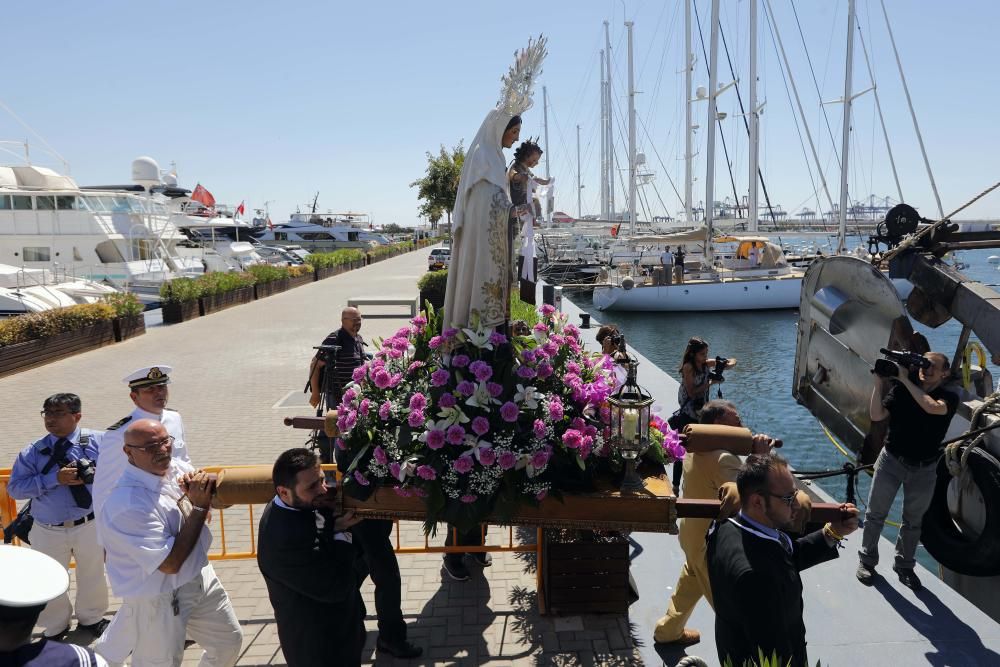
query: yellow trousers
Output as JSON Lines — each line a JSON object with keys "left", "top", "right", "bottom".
{"left": 653, "top": 518, "right": 714, "bottom": 643}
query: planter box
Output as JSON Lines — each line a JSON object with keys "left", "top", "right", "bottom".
{"left": 112, "top": 314, "right": 146, "bottom": 342}
{"left": 254, "top": 278, "right": 290, "bottom": 300}
{"left": 0, "top": 321, "right": 116, "bottom": 378}
{"left": 161, "top": 301, "right": 200, "bottom": 324}
{"left": 419, "top": 289, "right": 445, "bottom": 312}
{"left": 315, "top": 266, "right": 336, "bottom": 281}
{"left": 288, "top": 273, "right": 314, "bottom": 288}
{"left": 199, "top": 286, "right": 254, "bottom": 315}
{"left": 543, "top": 532, "right": 631, "bottom": 614}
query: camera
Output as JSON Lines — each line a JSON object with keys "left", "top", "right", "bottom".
{"left": 708, "top": 356, "right": 729, "bottom": 382}
{"left": 75, "top": 458, "right": 96, "bottom": 485}
{"left": 314, "top": 344, "right": 342, "bottom": 363}
{"left": 872, "top": 348, "right": 931, "bottom": 378}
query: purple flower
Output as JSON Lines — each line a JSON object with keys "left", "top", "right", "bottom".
{"left": 562, "top": 429, "right": 583, "bottom": 449}
{"left": 393, "top": 486, "right": 412, "bottom": 497}
{"left": 530, "top": 450, "right": 551, "bottom": 468}
{"left": 358, "top": 398, "right": 370, "bottom": 416}
{"left": 532, "top": 419, "right": 547, "bottom": 439}
{"left": 431, "top": 369, "right": 450, "bottom": 387}
{"left": 388, "top": 373, "right": 403, "bottom": 388}
{"left": 353, "top": 471, "right": 370, "bottom": 486}
{"left": 442, "top": 327, "right": 459, "bottom": 340}
{"left": 334, "top": 438, "right": 347, "bottom": 451}
{"left": 566, "top": 361, "right": 581, "bottom": 375}
{"left": 522, "top": 349, "right": 537, "bottom": 363}
{"left": 407, "top": 361, "right": 425, "bottom": 375}
{"left": 540, "top": 304, "right": 556, "bottom": 316}
{"left": 413, "top": 488, "right": 428, "bottom": 498}
{"left": 452, "top": 354, "right": 470, "bottom": 368}
{"left": 489, "top": 331, "right": 508, "bottom": 346}
{"left": 460, "top": 494, "right": 478, "bottom": 504}
{"left": 453, "top": 456, "right": 474, "bottom": 474}
{"left": 542, "top": 341, "right": 559, "bottom": 357}
{"left": 336, "top": 410, "right": 357, "bottom": 433}
{"left": 416, "top": 465, "right": 437, "bottom": 481}
{"left": 487, "top": 382, "right": 503, "bottom": 398}
{"left": 428, "top": 335, "right": 443, "bottom": 349}
{"left": 426, "top": 429, "right": 446, "bottom": 450}
{"left": 579, "top": 440, "right": 593, "bottom": 460}
{"left": 394, "top": 326, "right": 413, "bottom": 339}
{"left": 387, "top": 348, "right": 403, "bottom": 359}
{"left": 533, "top": 322, "right": 548, "bottom": 333}
{"left": 471, "top": 416, "right": 490, "bottom": 436}
{"left": 342, "top": 387, "right": 357, "bottom": 404}
{"left": 411, "top": 315, "right": 427, "bottom": 328}
{"left": 498, "top": 451, "right": 518, "bottom": 470}
{"left": 352, "top": 365, "right": 367, "bottom": 383}
{"left": 516, "top": 365, "right": 537, "bottom": 379}
{"left": 438, "top": 392, "right": 457, "bottom": 408}
{"left": 446, "top": 424, "right": 466, "bottom": 445}
{"left": 407, "top": 409, "right": 425, "bottom": 428}
{"left": 500, "top": 401, "right": 519, "bottom": 423}
{"left": 379, "top": 400, "right": 392, "bottom": 420}
{"left": 537, "top": 363, "right": 554, "bottom": 380}
{"left": 478, "top": 447, "right": 496, "bottom": 466}
{"left": 373, "top": 369, "right": 392, "bottom": 389}
{"left": 469, "top": 360, "right": 493, "bottom": 382}
{"left": 409, "top": 393, "right": 428, "bottom": 412}
{"left": 389, "top": 462, "right": 401, "bottom": 478}
{"left": 373, "top": 446, "right": 387, "bottom": 465}
{"left": 548, "top": 397, "right": 564, "bottom": 421}
{"left": 536, "top": 489, "right": 548, "bottom": 501}
{"left": 564, "top": 324, "right": 580, "bottom": 339}
{"left": 456, "top": 380, "right": 476, "bottom": 396}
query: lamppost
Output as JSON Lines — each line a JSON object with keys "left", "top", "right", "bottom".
{"left": 607, "top": 357, "right": 654, "bottom": 491}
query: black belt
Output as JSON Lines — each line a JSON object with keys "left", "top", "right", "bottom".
{"left": 890, "top": 451, "right": 941, "bottom": 468}
{"left": 42, "top": 512, "right": 95, "bottom": 529}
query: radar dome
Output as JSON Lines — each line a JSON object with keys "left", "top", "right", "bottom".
{"left": 131, "top": 156, "right": 161, "bottom": 190}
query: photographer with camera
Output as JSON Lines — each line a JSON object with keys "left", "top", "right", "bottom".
{"left": 595, "top": 324, "right": 629, "bottom": 363}
{"left": 670, "top": 337, "right": 737, "bottom": 430}
{"left": 7, "top": 393, "right": 109, "bottom": 641}
{"left": 96, "top": 420, "right": 242, "bottom": 666}
{"left": 857, "top": 350, "right": 958, "bottom": 591}
{"left": 309, "top": 307, "right": 366, "bottom": 413}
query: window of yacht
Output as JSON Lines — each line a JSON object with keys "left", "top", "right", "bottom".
{"left": 95, "top": 240, "right": 126, "bottom": 264}
{"left": 22, "top": 247, "right": 51, "bottom": 262}
{"left": 57, "top": 195, "right": 84, "bottom": 210}
{"left": 12, "top": 195, "right": 32, "bottom": 210}
{"left": 0, "top": 195, "right": 10, "bottom": 209}
{"left": 35, "top": 196, "right": 56, "bottom": 210}
{"left": 111, "top": 196, "right": 132, "bottom": 212}
{"left": 299, "top": 232, "right": 335, "bottom": 240}
{"left": 275, "top": 232, "right": 287, "bottom": 241}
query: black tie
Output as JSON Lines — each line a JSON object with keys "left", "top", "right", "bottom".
{"left": 56, "top": 437, "right": 93, "bottom": 510}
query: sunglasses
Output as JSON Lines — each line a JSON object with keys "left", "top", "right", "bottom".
{"left": 766, "top": 490, "right": 798, "bottom": 509}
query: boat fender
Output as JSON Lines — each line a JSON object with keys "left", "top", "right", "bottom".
{"left": 621, "top": 276, "right": 635, "bottom": 290}
{"left": 921, "top": 446, "right": 1000, "bottom": 577}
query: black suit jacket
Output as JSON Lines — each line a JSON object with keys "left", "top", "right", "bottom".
{"left": 707, "top": 517, "right": 838, "bottom": 667}
{"left": 257, "top": 500, "right": 364, "bottom": 667}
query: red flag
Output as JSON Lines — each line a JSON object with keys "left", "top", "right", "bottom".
{"left": 266, "top": 216, "right": 273, "bottom": 230}
{"left": 191, "top": 183, "right": 215, "bottom": 209}
{"left": 611, "top": 223, "right": 620, "bottom": 238}
{"left": 235, "top": 201, "right": 245, "bottom": 217}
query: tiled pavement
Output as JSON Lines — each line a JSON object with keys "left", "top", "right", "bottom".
{"left": 1, "top": 248, "right": 643, "bottom": 666}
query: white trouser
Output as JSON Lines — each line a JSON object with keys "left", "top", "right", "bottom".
{"left": 28, "top": 517, "right": 109, "bottom": 634}
{"left": 96, "top": 564, "right": 242, "bottom": 667}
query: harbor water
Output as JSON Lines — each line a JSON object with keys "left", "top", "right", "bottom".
{"left": 577, "top": 241, "right": 1000, "bottom": 573}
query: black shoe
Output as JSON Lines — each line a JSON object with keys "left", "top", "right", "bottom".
{"left": 468, "top": 551, "right": 493, "bottom": 567}
{"left": 44, "top": 628, "right": 69, "bottom": 642}
{"left": 77, "top": 618, "right": 110, "bottom": 638}
{"left": 443, "top": 557, "right": 470, "bottom": 581}
{"left": 856, "top": 563, "right": 876, "bottom": 586}
{"left": 894, "top": 567, "right": 922, "bottom": 590}
{"left": 377, "top": 638, "right": 423, "bottom": 659}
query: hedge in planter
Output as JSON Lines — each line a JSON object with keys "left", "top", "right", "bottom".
{"left": 307, "top": 250, "right": 367, "bottom": 279}
{"left": 416, "top": 269, "right": 448, "bottom": 311}
{"left": 198, "top": 272, "right": 256, "bottom": 314}
{"left": 287, "top": 264, "right": 315, "bottom": 287}
{"left": 160, "top": 278, "right": 204, "bottom": 324}
{"left": 101, "top": 292, "right": 146, "bottom": 341}
{"left": 0, "top": 303, "right": 118, "bottom": 377}
{"left": 248, "top": 264, "right": 291, "bottom": 299}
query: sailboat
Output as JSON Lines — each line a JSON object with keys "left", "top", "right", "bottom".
{"left": 592, "top": 0, "right": 805, "bottom": 312}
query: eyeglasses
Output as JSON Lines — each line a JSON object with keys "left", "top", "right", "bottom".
{"left": 40, "top": 409, "right": 75, "bottom": 417}
{"left": 125, "top": 435, "right": 175, "bottom": 451}
{"left": 766, "top": 490, "right": 798, "bottom": 509}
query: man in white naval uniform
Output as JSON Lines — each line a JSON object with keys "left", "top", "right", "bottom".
{"left": 92, "top": 365, "right": 191, "bottom": 521}
{"left": 95, "top": 419, "right": 242, "bottom": 666}
{"left": 91, "top": 365, "right": 192, "bottom": 664}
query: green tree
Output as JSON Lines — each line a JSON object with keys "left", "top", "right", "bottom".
{"left": 410, "top": 142, "right": 465, "bottom": 226}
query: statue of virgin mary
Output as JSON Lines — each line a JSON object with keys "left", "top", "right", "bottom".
{"left": 442, "top": 36, "right": 546, "bottom": 332}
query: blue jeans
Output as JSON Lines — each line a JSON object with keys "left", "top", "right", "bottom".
{"left": 859, "top": 449, "right": 938, "bottom": 570}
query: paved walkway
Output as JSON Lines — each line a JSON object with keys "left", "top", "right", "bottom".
{"left": 2, "top": 249, "right": 640, "bottom": 666}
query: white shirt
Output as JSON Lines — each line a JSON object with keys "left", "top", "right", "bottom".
{"left": 660, "top": 250, "right": 674, "bottom": 266}
{"left": 272, "top": 495, "right": 352, "bottom": 544}
{"left": 93, "top": 406, "right": 190, "bottom": 521}
{"left": 100, "top": 458, "right": 211, "bottom": 599}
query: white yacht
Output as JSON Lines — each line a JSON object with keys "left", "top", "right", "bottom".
{"left": 253, "top": 212, "right": 390, "bottom": 253}
{"left": 0, "top": 263, "right": 120, "bottom": 316}
{"left": 0, "top": 164, "right": 203, "bottom": 301}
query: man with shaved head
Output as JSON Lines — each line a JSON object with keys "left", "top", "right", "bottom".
{"left": 95, "top": 420, "right": 242, "bottom": 666}
{"left": 309, "top": 306, "right": 366, "bottom": 415}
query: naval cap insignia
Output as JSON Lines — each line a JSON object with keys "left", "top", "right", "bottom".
{"left": 148, "top": 367, "right": 164, "bottom": 380}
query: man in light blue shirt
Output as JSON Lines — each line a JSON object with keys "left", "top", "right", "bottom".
{"left": 8, "top": 393, "right": 109, "bottom": 640}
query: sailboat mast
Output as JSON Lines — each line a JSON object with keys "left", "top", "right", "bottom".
{"left": 543, "top": 85, "right": 551, "bottom": 224}
{"left": 748, "top": 0, "right": 760, "bottom": 233}
{"left": 576, "top": 124, "right": 583, "bottom": 219}
{"left": 704, "top": 0, "right": 722, "bottom": 266}
{"left": 599, "top": 52, "right": 608, "bottom": 222}
{"left": 604, "top": 21, "right": 615, "bottom": 223}
{"left": 837, "top": 0, "right": 857, "bottom": 254}
{"left": 684, "top": 0, "right": 694, "bottom": 224}
{"left": 626, "top": 20, "right": 637, "bottom": 237}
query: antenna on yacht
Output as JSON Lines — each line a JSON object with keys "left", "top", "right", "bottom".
{"left": 310, "top": 192, "right": 320, "bottom": 214}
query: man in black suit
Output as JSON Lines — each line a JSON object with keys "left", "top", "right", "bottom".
{"left": 707, "top": 453, "right": 860, "bottom": 667}
{"left": 257, "top": 448, "right": 365, "bottom": 667}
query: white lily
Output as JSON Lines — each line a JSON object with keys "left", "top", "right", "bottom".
{"left": 468, "top": 439, "right": 493, "bottom": 463}
{"left": 397, "top": 458, "right": 418, "bottom": 483}
{"left": 532, "top": 327, "right": 548, "bottom": 345}
{"left": 462, "top": 327, "right": 494, "bottom": 350}
{"left": 514, "top": 384, "right": 543, "bottom": 410}
{"left": 417, "top": 419, "right": 452, "bottom": 442}
{"left": 435, "top": 404, "right": 470, "bottom": 426}
{"left": 465, "top": 381, "right": 500, "bottom": 409}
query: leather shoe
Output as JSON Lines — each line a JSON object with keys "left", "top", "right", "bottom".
{"left": 443, "top": 557, "right": 470, "bottom": 581}
{"left": 856, "top": 563, "right": 875, "bottom": 586}
{"left": 894, "top": 567, "right": 922, "bottom": 590}
{"left": 468, "top": 551, "right": 492, "bottom": 567}
{"left": 654, "top": 628, "right": 701, "bottom": 647}
{"left": 377, "top": 638, "right": 423, "bottom": 658}
{"left": 44, "top": 628, "right": 69, "bottom": 642}
{"left": 77, "top": 618, "right": 110, "bottom": 638}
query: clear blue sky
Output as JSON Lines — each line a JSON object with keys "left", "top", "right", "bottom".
{"left": 2, "top": 1, "right": 997, "bottom": 225}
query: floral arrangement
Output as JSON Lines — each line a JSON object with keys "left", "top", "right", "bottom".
{"left": 335, "top": 303, "right": 682, "bottom": 531}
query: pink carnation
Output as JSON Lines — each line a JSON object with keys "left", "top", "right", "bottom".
{"left": 373, "top": 446, "right": 387, "bottom": 465}
{"left": 531, "top": 450, "right": 551, "bottom": 468}
{"left": 500, "top": 401, "right": 519, "bottom": 423}
{"left": 442, "top": 327, "right": 459, "bottom": 340}
{"left": 489, "top": 331, "right": 508, "bottom": 346}
{"left": 456, "top": 380, "right": 476, "bottom": 396}
{"left": 428, "top": 335, "right": 443, "bottom": 349}
{"left": 532, "top": 419, "right": 547, "bottom": 439}
{"left": 379, "top": 400, "right": 392, "bottom": 420}
{"left": 460, "top": 494, "right": 478, "bottom": 504}
{"left": 416, "top": 465, "right": 437, "bottom": 481}
{"left": 373, "top": 369, "right": 392, "bottom": 389}
{"left": 516, "top": 365, "right": 537, "bottom": 379}
{"left": 471, "top": 416, "right": 490, "bottom": 436}
{"left": 562, "top": 429, "right": 583, "bottom": 449}
{"left": 409, "top": 393, "right": 428, "bottom": 412}
{"left": 353, "top": 471, "right": 370, "bottom": 486}
{"left": 540, "top": 304, "right": 556, "bottom": 316}
{"left": 393, "top": 486, "right": 412, "bottom": 497}
{"left": 452, "top": 354, "right": 470, "bottom": 368}
{"left": 352, "top": 365, "right": 367, "bottom": 383}
{"left": 335, "top": 438, "right": 347, "bottom": 451}
{"left": 548, "top": 397, "right": 564, "bottom": 421}
{"left": 536, "top": 490, "right": 548, "bottom": 501}
{"left": 478, "top": 447, "right": 496, "bottom": 466}
{"left": 407, "top": 410, "right": 425, "bottom": 428}
{"left": 358, "top": 398, "right": 370, "bottom": 417}
{"left": 498, "top": 451, "right": 518, "bottom": 470}
{"left": 469, "top": 360, "right": 493, "bottom": 382}
{"left": 426, "top": 429, "right": 446, "bottom": 449}
{"left": 438, "top": 392, "right": 457, "bottom": 408}
{"left": 446, "top": 424, "right": 466, "bottom": 445}
{"left": 431, "top": 369, "right": 450, "bottom": 387}
{"left": 537, "top": 363, "right": 554, "bottom": 380}
{"left": 389, "top": 462, "right": 401, "bottom": 478}
{"left": 453, "top": 456, "right": 474, "bottom": 474}
{"left": 487, "top": 382, "right": 503, "bottom": 398}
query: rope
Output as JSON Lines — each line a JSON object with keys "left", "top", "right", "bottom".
{"left": 879, "top": 180, "right": 1000, "bottom": 265}
{"left": 821, "top": 424, "right": 856, "bottom": 460}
